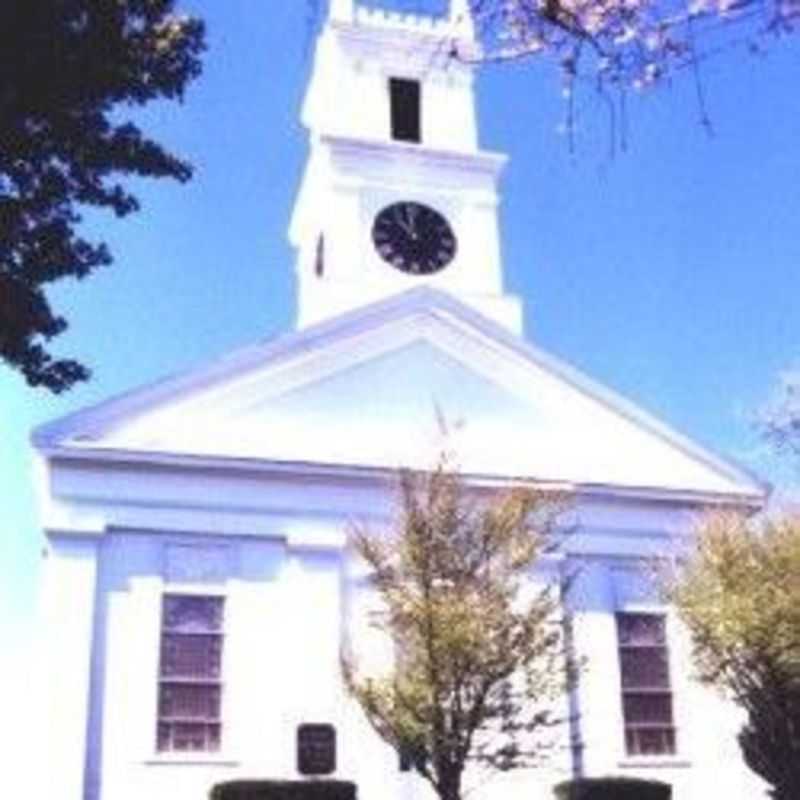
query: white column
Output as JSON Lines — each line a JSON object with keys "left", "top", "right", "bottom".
{"left": 41, "top": 534, "right": 100, "bottom": 800}
{"left": 565, "top": 560, "right": 623, "bottom": 777}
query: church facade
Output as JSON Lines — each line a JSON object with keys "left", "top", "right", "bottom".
{"left": 36, "top": 2, "right": 768, "bottom": 800}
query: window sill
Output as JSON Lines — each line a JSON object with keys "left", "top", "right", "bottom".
{"left": 618, "top": 756, "right": 692, "bottom": 770}
{"left": 145, "top": 754, "right": 240, "bottom": 767}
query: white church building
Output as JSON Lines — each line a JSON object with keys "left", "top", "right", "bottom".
{"left": 36, "top": 2, "right": 769, "bottom": 799}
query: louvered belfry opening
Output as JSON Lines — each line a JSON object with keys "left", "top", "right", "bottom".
{"left": 389, "top": 77, "right": 421, "bottom": 143}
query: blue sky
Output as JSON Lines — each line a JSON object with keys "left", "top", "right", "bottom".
{"left": 1, "top": 0, "right": 798, "bottom": 694}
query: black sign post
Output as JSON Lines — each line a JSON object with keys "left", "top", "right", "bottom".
{"left": 297, "top": 723, "right": 337, "bottom": 776}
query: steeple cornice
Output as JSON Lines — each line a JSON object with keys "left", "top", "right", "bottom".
{"left": 316, "top": 134, "right": 507, "bottom": 181}
{"left": 329, "top": 0, "right": 476, "bottom": 43}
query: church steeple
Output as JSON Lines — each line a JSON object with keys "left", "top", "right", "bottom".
{"left": 289, "top": 0, "right": 522, "bottom": 333}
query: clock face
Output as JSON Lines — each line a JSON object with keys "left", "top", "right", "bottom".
{"left": 372, "top": 202, "right": 457, "bottom": 275}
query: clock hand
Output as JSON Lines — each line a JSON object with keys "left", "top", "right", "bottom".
{"left": 406, "top": 204, "right": 419, "bottom": 238}
{"left": 393, "top": 206, "right": 413, "bottom": 236}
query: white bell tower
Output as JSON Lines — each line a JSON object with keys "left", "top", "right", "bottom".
{"left": 289, "top": 0, "right": 522, "bottom": 333}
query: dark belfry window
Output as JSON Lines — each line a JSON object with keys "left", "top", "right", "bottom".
{"left": 389, "top": 78, "right": 421, "bottom": 143}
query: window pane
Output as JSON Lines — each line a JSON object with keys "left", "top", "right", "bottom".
{"left": 618, "top": 614, "right": 665, "bottom": 646}
{"left": 163, "top": 595, "right": 224, "bottom": 633}
{"left": 620, "top": 648, "right": 670, "bottom": 689}
{"left": 161, "top": 633, "right": 222, "bottom": 678}
{"left": 208, "top": 723, "right": 221, "bottom": 751}
{"left": 159, "top": 683, "right": 221, "bottom": 720}
{"left": 172, "top": 722, "right": 219, "bottom": 752}
{"left": 157, "top": 721, "right": 222, "bottom": 753}
{"left": 623, "top": 692, "right": 673, "bottom": 724}
{"left": 157, "top": 722, "right": 171, "bottom": 752}
{"left": 625, "top": 727, "right": 676, "bottom": 756}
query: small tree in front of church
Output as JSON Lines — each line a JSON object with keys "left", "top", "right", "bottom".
{"left": 342, "top": 454, "right": 574, "bottom": 800}
{"left": 665, "top": 512, "right": 800, "bottom": 800}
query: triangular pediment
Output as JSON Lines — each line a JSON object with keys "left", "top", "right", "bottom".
{"left": 35, "top": 288, "right": 765, "bottom": 502}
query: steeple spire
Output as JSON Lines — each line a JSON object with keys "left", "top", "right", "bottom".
{"left": 449, "top": 0, "right": 475, "bottom": 39}
{"left": 329, "top": 0, "right": 354, "bottom": 22}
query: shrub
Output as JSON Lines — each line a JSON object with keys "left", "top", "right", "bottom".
{"left": 210, "top": 780, "right": 357, "bottom": 800}
{"left": 554, "top": 777, "right": 671, "bottom": 800}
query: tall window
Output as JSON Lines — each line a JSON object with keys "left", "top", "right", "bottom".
{"left": 389, "top": 78, "right": 421, "bottom": 143}
{"left": 156, "top": 594, "right": 225, "bottom": 753}
{"left": 616, "top": 613, "right": 675, "bottom": 757}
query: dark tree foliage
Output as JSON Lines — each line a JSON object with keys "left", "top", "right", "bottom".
{"left": 553, "top": 777, "right": 671, "bottom": 800}
{"left": 738, "top": 687, "right": 800, "bottom": 800}
{"left": 210, "top": 781, "right": 357, "bottom": 800}
{"left": 0, "top": 0, "right": 205, "bottom": 392}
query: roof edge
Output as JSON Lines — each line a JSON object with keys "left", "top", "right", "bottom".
{"left": 40, "top": 444, "right": 765, "bottom": 510}
{"left": 32, "top": 286, "right": 769, "bottom": 503}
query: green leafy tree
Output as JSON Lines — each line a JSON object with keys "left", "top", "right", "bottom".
{"left": 0, "top": 0, "right": 205, "bottom": 392}
{"left": 343, "top": 456, "right": 574, "bottom": 800}
{"left": 666, "top": 512, "right": 800, "bottom": 800}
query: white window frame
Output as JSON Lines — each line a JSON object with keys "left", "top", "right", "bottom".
{"left": 616, "top": 611, "right": 677, "bottom": 758}
{"left": 155, "top": 591, "right": 226, "bottom": 755}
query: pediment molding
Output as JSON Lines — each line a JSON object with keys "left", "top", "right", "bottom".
{"left": 34, "top": 288, "right": 767, "bottom": 504}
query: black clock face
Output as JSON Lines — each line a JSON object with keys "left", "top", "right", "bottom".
{"left": 372, "top": 202, "right": 457, "bottom": 275}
